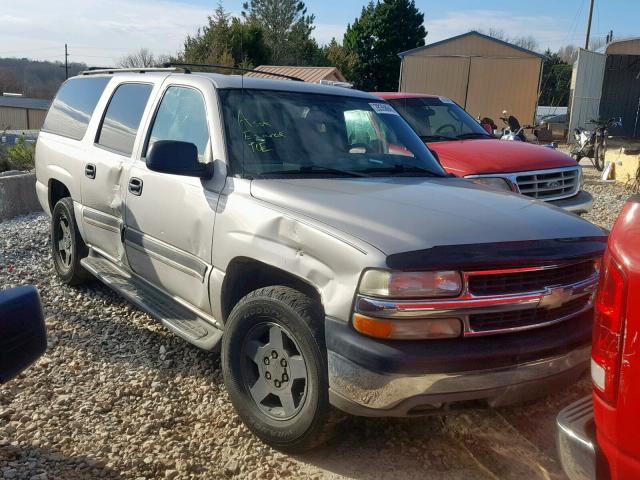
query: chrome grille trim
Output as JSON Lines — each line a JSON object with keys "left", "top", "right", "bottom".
{"left": 516, "top": 168, "right": 579, "bottom": 200}
{"left": 354, "top": 260, "right": 599, "bottom": 337}
{"left": 466, "top": 166, "right": 582, "bottom": 202}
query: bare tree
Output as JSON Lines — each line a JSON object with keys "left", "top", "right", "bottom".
{"left": 118, "top": 48, "right": 164, "bottom": 68}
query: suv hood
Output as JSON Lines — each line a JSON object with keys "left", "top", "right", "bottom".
{"left": 250, "top": 177, "right": 603, "bottom": 255}
{"left": 428, "top": 139, "right": 577, "bottom": 177}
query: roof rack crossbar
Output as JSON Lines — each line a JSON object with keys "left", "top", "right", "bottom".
{"left": 80, "top": 67, "right": 180, "bottom": 76}
{"left": 164, "top": 63, "right": 305, "bottom": 82}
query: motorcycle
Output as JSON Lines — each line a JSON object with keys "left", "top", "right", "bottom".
{"left": 570, "top": 117, "right": 623, "bottom": 171}
{"left": 484, "top": 111, "right": 557, "bottom": 149}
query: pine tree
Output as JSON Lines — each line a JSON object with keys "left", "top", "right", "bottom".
{"left": 242, "top": 0, "right": 316, "bottom": 65}
{"left": 344, "top": 0, "right": 426, "bottom": 91}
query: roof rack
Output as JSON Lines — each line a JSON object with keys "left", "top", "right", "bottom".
{"left": 164, "top": 63, "right": 305, "bottom": 82}
{"left": 80, "top": 67, "right": 180, "bottom": 76}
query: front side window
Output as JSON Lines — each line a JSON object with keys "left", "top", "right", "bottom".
{"left": 42, "top": 77, "right": 111, "bottom": 140}
{"left": 219, "top": 89, "right": 445, "bottom": 178}
{"left": 388, "top": 97, "right": 491, "bottom": 142}
{"left": 146, "top": 86, "right": 210, "bottom": 161}
{"left": 97, "top": 83, "right": 153, "bottom": 155}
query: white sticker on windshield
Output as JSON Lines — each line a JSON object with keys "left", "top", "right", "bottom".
{"left": 370, "top": 103, "right": 399, "bottom": 115}
{"left": 439, "top": 96, "right": 454, "bottom": 104}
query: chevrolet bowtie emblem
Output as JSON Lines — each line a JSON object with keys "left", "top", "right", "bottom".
{"left": 539, "top": 287, "right": 573, "bottom": 309}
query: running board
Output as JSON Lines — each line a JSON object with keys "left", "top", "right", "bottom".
{"left": 80, "top": 253, "right": 223, "bottom": 351}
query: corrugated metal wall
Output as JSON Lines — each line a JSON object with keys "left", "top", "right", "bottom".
{"left": 465, "top": 57, "right": 541, "bottom": 127}
{"left": 568, "top": 48, "right": 607, "bottom": 136}
{"left": 401, "top": 56, "right": 470, "bottom": 104}
{"left": 0, "top": 107, "right": 28, "bottom": 130}
{"left": 399, "top": 33, "right": 542, "bottom": 125}
{"left": 0, "top": 107, "right": 46, "bottom": 130}
{"left": 599, "top": 55, "right": 640, "bottom": 138}
{"left": 27, "top": 109, "right": 47, "bottom": 130}
{"left": 408, "top": 34, "right": 532, "bottom": 58}
{"left": 606, "top": 39, "right": 640, "bottom": 56}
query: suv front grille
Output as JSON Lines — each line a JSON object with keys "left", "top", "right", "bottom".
{"left": 468, "top": 260, "right": 595, "bottom": 296}
{"left": 516, "top": 168, "right": 579, "bottom": 200}
{"left": 469, "top": 296, "right": 591, "bottom": 333}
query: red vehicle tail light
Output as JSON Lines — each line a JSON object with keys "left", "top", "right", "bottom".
{"left": 591, "top": 250, "right": 627, "bottom": 405}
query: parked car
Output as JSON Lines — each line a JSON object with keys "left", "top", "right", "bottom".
{"left": 372, "top": 93, "right": 593, "bottom": 214}
{"left": 557, "top": 194, "right": 640, "bottom": 480}
{"left": 36, "top": 69, "right": 607, "bottom": 452}
{"left": 0, "top": 285, "right": 47, "bottom": 383}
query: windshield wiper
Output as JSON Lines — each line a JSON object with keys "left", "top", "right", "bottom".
{"left": 455, "top": 132, "right": 492, "bottom": 139}
{"left": 364, "top": 164, "right": 441, "bottom": 177}
{"left": 419, "top": 134, "right": 456, "bottom": 142}
{"left": 265, "top": 165, "right": 369, "bottom": 177}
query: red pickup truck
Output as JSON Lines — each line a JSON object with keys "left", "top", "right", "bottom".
{"left": 373, "top": 93, "right": 593, "bottom": 214}
{"left": 557, "top": 194, "right": 640, "bottom": 480}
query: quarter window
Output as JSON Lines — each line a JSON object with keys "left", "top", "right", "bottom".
{"left": 97, "top": 83, "right": 153, "bottom": 155}
{"left": 146, "top": 86, "right": 210, "bottom": 161}
{"left": 42, "top": 77, "right": 110, "bottom": 140}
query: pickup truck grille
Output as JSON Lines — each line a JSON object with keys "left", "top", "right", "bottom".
{"left": 469, "top": 296, "right": 591, "bottom": 333}
{"left": 516, "top": 168, "right": 579, "bottom": 200}
{"left": 468, "top": 260, "right": 595, "bottom": 296}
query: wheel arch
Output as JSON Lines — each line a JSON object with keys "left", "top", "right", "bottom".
{"left": 48, "top": 178, "right": 71, "bottom": 211}
{"left": 220, "top": 257, "right": 323, "bottom": 323}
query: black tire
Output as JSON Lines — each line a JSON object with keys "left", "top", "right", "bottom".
{"left": 222, "top": 286, "right": 340, "bottom": 453}
{"left": 51, "top": 197, "right": 90, "bottom": 285}
{"left": 594, "top": 138, "right": 606, "bottom": 171}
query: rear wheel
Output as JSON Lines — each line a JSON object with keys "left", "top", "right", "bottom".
{"left": 51, "top": 198, "right": 90, "bottom": 285}
{"left": 222, "top": 286, "right": 340, "bottom": 453}
{"left": 594, "top": 137, "right": 606, "bottom": 171}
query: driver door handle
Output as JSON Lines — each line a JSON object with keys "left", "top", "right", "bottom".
{"left": 128, "top": 177, "right": 143, "bottom": 196}
{"left": 85, "top": 163, "right": 96, "bottom": 179}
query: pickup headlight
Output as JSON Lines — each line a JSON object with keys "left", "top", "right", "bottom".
{"left": 469, "top": 177, "right": 513, "bottom": 192}
{"left": 359, "top": 269, "right": 462, "bottom": 298}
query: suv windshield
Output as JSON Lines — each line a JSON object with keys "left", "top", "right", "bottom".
{"left": 387, "top": 97, "right": 491, "bottom": 142}
{"left": 219, "top": 89, "right": 446, "bottom": 178}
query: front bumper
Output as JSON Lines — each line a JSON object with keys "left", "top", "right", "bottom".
{"left": 549, "top": 190, "right": 594, "bottom": 215}
{"left": 326, "top": 316, "right": 591, "bottom": 417}
{"left": 556, "top": 396, "right": 596, "bottom": 480}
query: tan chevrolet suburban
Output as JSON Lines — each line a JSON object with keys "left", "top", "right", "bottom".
{"left": 36, "top": 67, "right": 606, "bottom": 452}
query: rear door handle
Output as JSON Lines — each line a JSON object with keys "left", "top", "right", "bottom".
{"left": 85, "top": 163, "right": 96, "bottom": 179}
{"left": 128, "top": 177, "right": 143, "bottom": 196}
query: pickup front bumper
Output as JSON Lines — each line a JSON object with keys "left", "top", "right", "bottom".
{"left": 549, "top": 190, "right": 594, "bottom": 215}
{"left": 556, "top": 396, "right": 596, "bottom": 480}
{"left": 325, "top": 316, "right": 592, "bottom": 417}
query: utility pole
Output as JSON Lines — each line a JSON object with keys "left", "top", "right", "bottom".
{"left": 64, "top": 44, "right": 69, "bottom": 79}
{"left": 585, "top": 0, "right": 595, "bottom": 50}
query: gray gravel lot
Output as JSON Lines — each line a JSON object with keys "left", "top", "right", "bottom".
{"left": 0, "top": 162, "right": 635, "bottom": 480}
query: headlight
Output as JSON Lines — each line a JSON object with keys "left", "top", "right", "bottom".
{"left": 469, "top": 177, "right": 513, "bottom": 191}
{"left": 359, "top": 269, "right": 462, "bottom": 298}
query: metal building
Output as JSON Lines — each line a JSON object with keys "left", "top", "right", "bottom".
{"left": 246, "top": 66, "right": 347, "bottom": 83}
{"left": 569, "top": 38, "right": 640, "bottom": 138}
{"left": 0, "top": 95, "right": 51, "bottom": 130}
{"left": 398, "top": 31, "right": 544, "bottom": 125}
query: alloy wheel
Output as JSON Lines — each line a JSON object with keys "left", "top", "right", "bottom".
{"left": 241, "top": 322, "right": 308, "bottom": 420}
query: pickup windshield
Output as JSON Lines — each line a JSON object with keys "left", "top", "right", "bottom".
{"left": 218, "top": 89, "right": 446, "bottom": 178}
{"left": 387, "top": 97, "right": 491, "bottom": 142}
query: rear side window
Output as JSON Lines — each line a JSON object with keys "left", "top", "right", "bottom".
{"left": 97, "top": 83, "right": 153, "bottom": 156}
{"left": 42, "top": 77, "right": 110, "bottom": 140}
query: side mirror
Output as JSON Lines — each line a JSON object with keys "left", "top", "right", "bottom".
{"left": 146, "top": 140, "right": 213, "bottom": 178}
{"left": 0, "top": 286, "right": 47, "bottom": 383}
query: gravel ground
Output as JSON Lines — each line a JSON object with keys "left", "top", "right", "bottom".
{"left": 0, "top": 165, "right": 635, "bottom": 480}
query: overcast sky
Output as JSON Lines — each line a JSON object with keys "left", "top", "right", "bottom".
{"left": 0, "top": 0, "right": 637, "bottom": 66}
